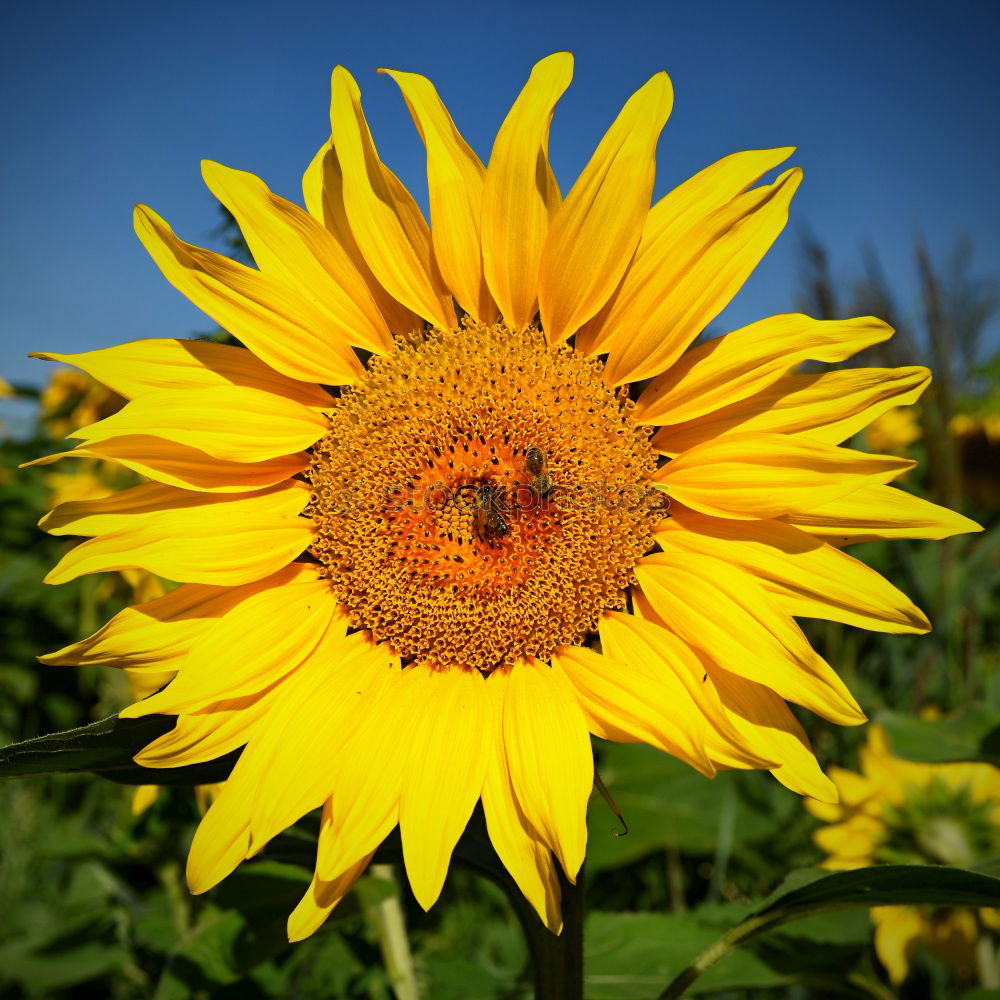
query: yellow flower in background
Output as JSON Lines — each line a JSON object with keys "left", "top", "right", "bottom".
{"left": 950, "top": 412, "right": 1000, "bottom": 443}
{"left": 29, "top": 53, "right": 980, "bottom": 940}
{"left": 39, "top": 367, "right": 123, "bottom": 438}
{"left": 951, "top": 411, "right": 1000, "bottom": 511}
{"left": 865, "top": 405, "right": 922, "bottom": 455}
{"left": 807, "top": 724, "right": 1000, "bottom": 983}
{"left": 39, "top": 368, "right": 125, "bottom": 507}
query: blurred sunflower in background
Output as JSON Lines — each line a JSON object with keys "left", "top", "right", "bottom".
{"left": 807, "top": 723, "right": 1000, "bottom": 985}
{"left": 865, "top": 405, "right": 923, "bottom": 457}
{"left": 29, "top": 52, "right": 979, "bottom": 940}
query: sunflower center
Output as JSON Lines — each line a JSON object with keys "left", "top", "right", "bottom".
{"left": 306, "top": 322, "right": 661, "bottom": 672}
{"left": 877, "top": 777, "right": 996, "bottom": 867}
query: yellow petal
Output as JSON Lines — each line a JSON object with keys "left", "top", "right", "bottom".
{"left": 316, "top": 664, "right": 432, "bottom": 882}
{"left": 705, "top": 661, "right": 836, "bottom": 801}
{"left": 538, "top": 72, "right": 673, "bottom": 342}
{"left": 122, "top": 572, "right": 341, "bottom": 716}
{"left": 328, "top": 67, "right": 455, "bottom": 330}
{"left": 872, "top": 905, "right": 925, "bottom": 984}
{"left": 552, "top": 644, "right": 716, "bottom": 776}
{"left": 481, "top": 668, "right": 562, "bottom": 933}
{"left": 179, "top": 630, "right": 340, "bottom": 894}
{"left": 69, "top": 385, "right": 325, "bottom": 463}
{"left": 655, "top": 510, "right": 929, "bottom": 634}
{"left": 44, "top": 482, "right": 313, "bottom": 586}
{"left": 131, "top": 785, "right": 160, "bottom": 815}
{"left": 636, "top": 314, "right": 894, "bottom": 425}
{"left": 380, "top": 69, "right": 497, "bottom": 322}
{"left": 134, "top": 205, "right": 362, "bottom": 385}
{"left": 30, "top": 339, "right": 332, "bottom": 409}
{"left": 654, "top": 433, "right": 914, "bottom": 520}
{"left": 636, "top": 554, "right": 866, "bottom": 726}
{"left": 598, "top": 167, "right": 803, "bottom": 387}
{"left": 481, "top": 53, "right": 573, "bottom": 330}
{"left": 134, "top": 665, "right": 308, "bottom": 768}
{"left": 598, "top": 612, "right": 775, "bottom": 771}
{"left": 653, "top": 367, "right": 931, "bottom": 456}
{"left": 40, "top": 481, "right": 289, "bottom": 537}
{"left": 502, "top": 657, "right": 592, "bottom": 881}
{"left": 135, "top": 702, "right": 268, "bottom": 768}
{"left": 23, "top": 437, "right": 307, "bottom": 494}
{"left": 633, "top": 588, "right": 836, "bottom": 800}
{"left": 186, "top": 791, "right": 252, "bottom": 893}
{"left": 814, "top": 816, "right": 882, "bottom": 860}
{"left": 247, "top": 634, "right": 395, "bottom": 854}
{"left": 38, "top": 570, "right": 296, "bottom": 670}
{"left": 288, "top": 834, "right": 374, "bottom": 942}
{"left": 783, "top": 483, "right": 983, "bottom": 543}
{"left": 202, "top": 160, "right": 392, "bottom": 355}
{"left": 302, "top": 140, "right": 421, "bottom": 335}
{"left": 576, "top": 147, "right": 795, "bottom": 357}
{"left": 399, "top": 668, "right": 490, "bottom": 910}
{"left": 185, "top": 738, "right": 285, "bottom": 895}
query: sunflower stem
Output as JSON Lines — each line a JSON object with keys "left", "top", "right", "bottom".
{"left": 365, "top": 863, "right": 420, "bottom": 1000}
{"left": 511, "top": 865, "right": 585, "bottom": 1000}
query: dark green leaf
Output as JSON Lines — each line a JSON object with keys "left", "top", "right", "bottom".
{"left": 878, "top": 707, "right": 1000, "bottom": 766}
{"left": 0, "top": 713, "right": 238, "bottom": 785}
{"left": 587, "top": 742, "right": 771, "bottom": 873}
{"left": 584, "top": 911, "right": 788, "bottom": 998}
{"left": 756, "top": 864, "right": 1000, "bottom": 916}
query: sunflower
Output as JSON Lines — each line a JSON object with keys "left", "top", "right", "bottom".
{"left": 807, "top": 724, "right": 1000, "bottom": 983}
{"left": 29, "top": 53, "right": 979, "bottom": 940}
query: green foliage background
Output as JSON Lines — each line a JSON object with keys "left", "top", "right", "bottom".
{"left": 1, "top": 230, "right": 999, "bottom": 999}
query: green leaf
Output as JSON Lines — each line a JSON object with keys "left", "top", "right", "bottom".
{"left": 584, "top": 911, "right": 788, "bottom": 998}
{"left": 153, "top": 862, "right": 315, "bottom": 999}
{"left": 880, "top": 707, "right": 1000, "bottom": 766}
{"left": 587, "top": 743, "right": 771, "bottom": 873}
{"left": 755, "top": 864, "right": 1000, "bottom": 915}
{"left": 0, "top": 939, "right": 130, "bottom": 992}
{"left": 0, "top": 713, "right": 238, "bottom": 785}
{"left": 878, "top": 708, "right": 1000, "bottom": 766}
{"left": 658, "top": 865, "right": 1000, "bottom": 998}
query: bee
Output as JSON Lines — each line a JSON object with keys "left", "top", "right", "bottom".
{"left": 524, "top": 445, "right": 554, "bottom": 499}
{"left": 461, "top": 482, "right": 512, "bottom": 544}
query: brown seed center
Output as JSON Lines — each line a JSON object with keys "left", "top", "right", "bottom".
{"left": 306, "top": 322, "right": 661, "bottom": 671}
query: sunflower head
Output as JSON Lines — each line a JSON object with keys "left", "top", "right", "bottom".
{"left": 31, "top": 53, "right": 980, "bottom": 941}
{"left": 307, "top": 320, "right": 662, "bottom": 673}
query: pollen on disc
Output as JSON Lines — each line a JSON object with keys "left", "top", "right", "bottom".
{"left": 306, "top": 322, "right": 662, "bottom": 672}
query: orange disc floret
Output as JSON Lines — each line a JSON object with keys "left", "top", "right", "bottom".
{"left": 306, "top": 322, "right": 662, "bottom": 671}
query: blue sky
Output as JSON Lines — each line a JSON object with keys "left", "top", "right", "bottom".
{"left": 2, "top": 0, "right": 998, "bottom": 413}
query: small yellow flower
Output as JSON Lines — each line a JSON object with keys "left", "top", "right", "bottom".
{"left": 39, "top": 368, "right": 123, "bottom": 438}
{"left": 950, "top": 411, "right": 1000, "bottom": 509}
{"left": 865, "top": 405, "right": 922, "bottom": 455}
{"left": 950, "top": 412, "right": 1000, "bottom": 444}
{"left": 31, "top": 55, "right": 979, "bottom": 940}
{"left": 807, "top": 724, "right": 1000, "bottom": 983}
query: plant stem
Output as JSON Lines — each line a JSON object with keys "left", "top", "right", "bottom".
{"left": 510, "top": 865, "right": 585, "bottom": 1000}
{"left": 658, "top": 903, "right": 857, "bottom": 999}
{"left": 365, "top": 863, "right": 420, "bottom": 1000}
